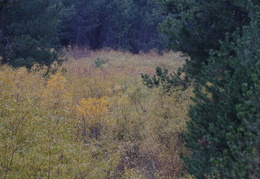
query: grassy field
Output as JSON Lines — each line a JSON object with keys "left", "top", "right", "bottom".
{"left": 0, "top": 49, "right": 193, "bottom": 178}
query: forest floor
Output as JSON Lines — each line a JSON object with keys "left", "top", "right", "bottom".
{"left": 0, "top": 48, "right": 193, "bottom": 178}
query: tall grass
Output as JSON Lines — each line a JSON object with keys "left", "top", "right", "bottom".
{"left": 0, "top": 49, "right": 192, "bottom": 178}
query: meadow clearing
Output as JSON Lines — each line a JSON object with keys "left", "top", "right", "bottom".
{"left": 0, "top": 48, "right": 193, "bottom": 178}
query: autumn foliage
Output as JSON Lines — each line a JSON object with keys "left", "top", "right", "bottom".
{"left": 0, "top": 49, "right": 192, "bottom": 178}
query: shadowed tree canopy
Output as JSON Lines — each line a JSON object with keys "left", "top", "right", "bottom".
{"left": 0, "top": 0, "right": 64, "bottom": 68}
{"left": 0, "top": 0, "right": 169, "bottom": 68}
{"left": 58, "top": 0, "right": 167, "bottom": 53}
{"left": 142, "top": 1, "right": 260, "bottom": 178}
{"left": 158, "top": 0, "right": 260, "bottom": 78}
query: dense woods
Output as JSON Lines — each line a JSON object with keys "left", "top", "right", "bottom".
{"left": 0, "top": 0, "right": 166, "bottom": 68}
{"left": 1, "top": 0, "right": 260, "bottom": 178}
{"left": 59, "top": 0, "right": 166, "bottom": 53}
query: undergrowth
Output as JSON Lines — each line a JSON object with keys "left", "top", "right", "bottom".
{"left": 0, "top": 49, "right": 193, "bottom": 178}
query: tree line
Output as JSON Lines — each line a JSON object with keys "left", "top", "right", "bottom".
{"left": 0, "top": 0, "right": 166, "bottom": 68}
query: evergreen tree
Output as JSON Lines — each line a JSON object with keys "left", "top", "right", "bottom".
{"left": 58, "top": 0, "right": 166, "bottom": 53}
{"left": 56, "top": 0, "right": 75, "bottom": 48}
{"left": 0, "top": 0, "right": 64, "bottom": 68}
{"left": 182, "top": 3, "right": 260, "bottom": 178}
{"left": 158, "top": 0, "right": 260, "bottom": 78}
{"left": 142, "top": 0, "right": 260, "bottom": 177}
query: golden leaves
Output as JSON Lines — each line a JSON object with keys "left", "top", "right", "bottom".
{"left": 41, "top": 72, "right": 72, "bottom": 111}
{"left": 76, "top": 97, "right": 110, "bottom": 121}
{"left": 0, "top": 50, "right": 191, "bottom": 178}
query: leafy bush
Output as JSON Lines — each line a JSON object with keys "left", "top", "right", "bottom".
{"left": 0, "top": 50, "right": 189, "bottom": 177}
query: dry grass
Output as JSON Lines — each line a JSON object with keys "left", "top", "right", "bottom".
{"left": 63, "top": 48, "right": 192, "bottom": 178}
{"left": 64, "top": 47, "right": 186, "bottom": 77}
{"left": 0, "top": 48, "right": 193, "bottom": 178}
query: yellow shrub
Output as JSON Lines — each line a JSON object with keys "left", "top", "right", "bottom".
{"left": 0, "top": 65, "right": 120, "bottom": 178}
{"left": 75, "top": 97, "right": 110, "bottom": 140}
{"left": 41, "top": 72, "right": 72, "bottom": 113}
{"left": 76, "top": 97, "right": 109, "bottom": 121}
{"left": 0, "top": 49, "right": 191, "bottom": 178}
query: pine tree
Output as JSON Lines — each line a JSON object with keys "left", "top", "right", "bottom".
{"left": 142, "top": 0, "right": 260, "bottom": 177}
{"left": 0, "top": 0, "right": 64, "bottom": 68}
{"left": 158, "top": 0, "right": 260, "bottom": 78}
{"left": 182, "top": 3, "right": 260, "bottom": 178}
{"left": 58, "top": 0, "right": 166, "bottom": 53}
